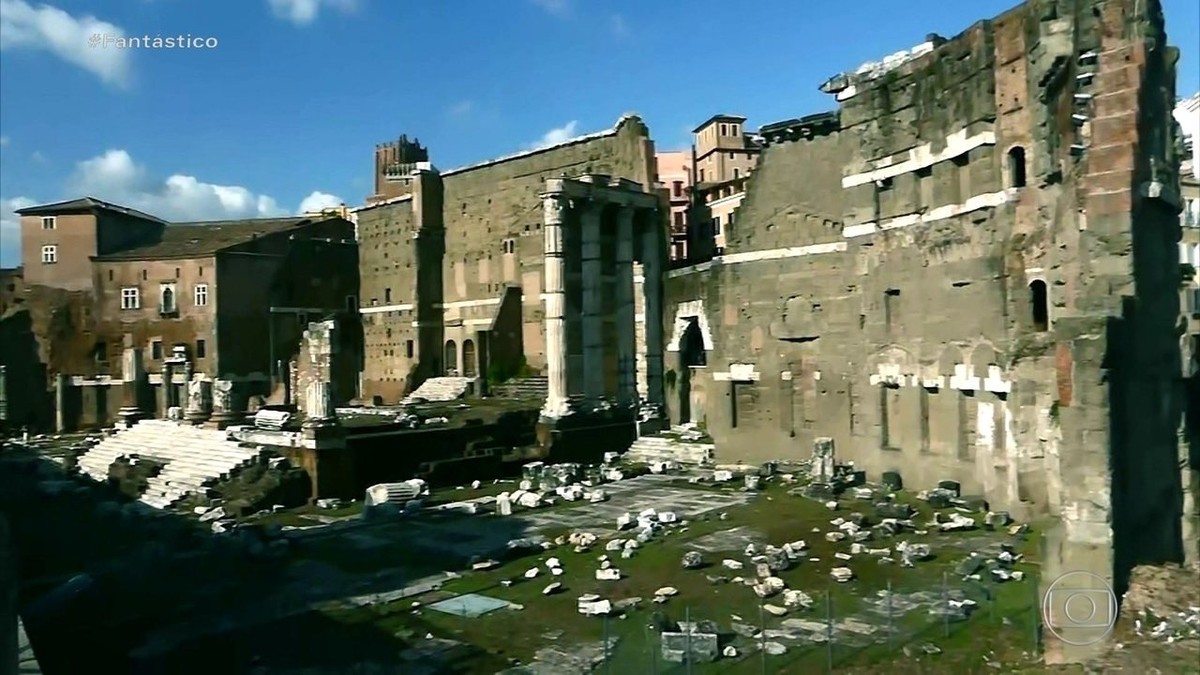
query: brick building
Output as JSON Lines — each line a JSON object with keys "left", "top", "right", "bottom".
{"left": 3, "top": 198, "right": 358, "bottom": 429}
{"left": 355, "top": 114, "right": 659, "bottom": 402}
{"left": 663, "top": 0, "right": 1191, "bottom": 661}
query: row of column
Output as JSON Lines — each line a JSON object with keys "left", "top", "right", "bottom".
{"left": 541, "top": 194, "right": 665, "bottom": 418}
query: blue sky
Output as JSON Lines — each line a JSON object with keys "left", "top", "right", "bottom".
{"left": 1, "top": 0, "right": 1198, "bottom": 267}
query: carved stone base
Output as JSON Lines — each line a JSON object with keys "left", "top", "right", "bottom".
{"left": 184, "top": 409, "right": 211, "bottom": 425}
{"left": 117, "top": 407, "right": 142, "bottom": 429}
{"left": 209, "top": 411, "right": 243, "bottom": 430}
{"left": 300, "top": 420, "right": 346, "bottom": 450}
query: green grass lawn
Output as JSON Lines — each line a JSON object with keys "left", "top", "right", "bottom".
{"left": 313, "top": 476, "right": 1047, "bottom": 672}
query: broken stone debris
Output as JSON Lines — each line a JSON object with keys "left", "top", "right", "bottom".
{"left": 831, "top": 567, "right": 855, "bottom": 583}
{"left": 681, "top": 551, "right": 704, "bottom": 569}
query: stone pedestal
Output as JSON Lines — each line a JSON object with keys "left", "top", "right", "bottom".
{"left": 209, "top": 379, "right": 242, "bottom": 429}
{"left": 184, "top": 379, "right": 212, "bottom": 424}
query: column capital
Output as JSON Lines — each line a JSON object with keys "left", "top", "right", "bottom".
{"left": 541, "top": 193, "right": 567, "bottom": 223}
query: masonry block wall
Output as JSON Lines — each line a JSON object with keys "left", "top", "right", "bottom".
{"left": 664, "top": 3, "right": 1185, "bottom": 657}
{"left": 358, "top": 116, "right": 656, "bottom": 401}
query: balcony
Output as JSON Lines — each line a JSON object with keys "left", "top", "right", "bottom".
{"left": 159, "top": 304, "right": 179, "bottom": 318}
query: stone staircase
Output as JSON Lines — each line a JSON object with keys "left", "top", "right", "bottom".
{"left": 623, "top": 425, "right": 717, "bottom": 466}
{"left": 401, "top": 376, "right": 475, "bottom": 405}
{"left": 77, "top": 419, "right": 268, "bottom": 509}
{"left": 490, "top": 376, "right": 548, "bottom": 400}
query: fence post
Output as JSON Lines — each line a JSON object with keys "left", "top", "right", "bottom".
{"left": 886, "top": 578, "right": 894, "bottom": 647}
{"left": 942, "top": 571, "right": 950, "bottom": 638}
{"left": 603, "top": 612, "right": 611, "bottom": 674}
{"left": 825, "top": 588, "right": 834, "bottom": 673}
{"left": 759, "top": 596, "right": 767, "bottom": 675}
{"left": 685, "top": 605, "right": 693, "bottom": 675}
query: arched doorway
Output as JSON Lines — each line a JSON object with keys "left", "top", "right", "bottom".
{"left": 462, "top": 339, "right": 477, "bottom": 377}
{"left": 444, "top": 340, "right": 458, "bottom": 376}
{"left": 678, "top": 317, "right": 707, "bottom": 423}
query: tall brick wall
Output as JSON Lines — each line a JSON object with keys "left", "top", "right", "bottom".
{"left": 357, "top": 116, "right": 655, "bottom": 402}
{"left": 665, "top": 5, "right": 1186, "bottom": 661}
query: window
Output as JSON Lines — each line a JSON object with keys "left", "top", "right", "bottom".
{"left": 384, "top": 287, "right": 392, "bottom": 303}
{"left": 672, "top": 181, "right": 683, "bottom": 198}
{"left": 727, "top": 213, "right": 735, "bottom": 229}
{"left": 719, "top": 123, "right": 727, "bottom": 135}
{"left": 121, "top": 287, "right": 140, "bottom": 310}
{"left": 1030, "top": 280, "right": 1049, "bottom": 331}
{"left": 194, "top": 283, "right": 208, "bottom": 306}
{"left": 884, "top": 288, "right": 900, "bottom": 333}
{"left": 93, "top": 341, "right": 107, "bottom": 363}
{"left": 346, "top": 294, "right": 358, "bottom": 312}
{"left": 108, "top": 269, "right": 113, "bottom": 281}
{"left": 1008, "top": 146, "right": 1027, "bottom": 188}
{"left": 41, "top": 216, "right": 56, "bottom": 230}
{"left": 728, "top": 152, "right": 734, "bottom": 160}
{"left": 151, "top": 340, "right": 162, "bottom": 360}
{"left": 502, "top": 239, "right": 516, "bottom": 254}
{"left": 712, "top": 217, "right": 722, "bottom": 236}
{"left": 174, "top": 267, "right": 180, "bottom": 278}
{"left": 196, "top": 339, "right": 206, "bottom": 359}
{"left": 733, "top": 168, "right": 740, "bottom": 180}
{"left": 160, "top": 284, "right": 176, "bottom": 313}
{"left": 673, "top": 211, "right": 685, "bottom": 228}
{"left": 141, "top": 270, "right": 148, "bottom": 281}
{"left": 40, "top": 245, "right": 57, "bottom": 264}
{"left": 406, "top": 340, "right": 414, "bottom": 358}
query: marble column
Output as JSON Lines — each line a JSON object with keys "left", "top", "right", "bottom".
{"left": 303, "top": 381, "right": 335, "bottom": 426}
{"left": 54, "top": 372, "right": 68, "bottom": 433}
{"left": 640, "top": 210, "right": 667, "bottom": 409}
{"left": 209, "top": 379, "right": 240, "bottom": 428}
{"left": 580, "top": 202, "right": 606, "bottom": 400}
{"left": 541, "top": 194, "right": 571, "bottom": 418}
{"left": 118, "top": 338, "right": 144, "bottom": 428}
{"left": 184, "top": 379, "right": 212, "bottom": 423}
{"left": 615, "top": 207, "right": 638, "bottom": 406}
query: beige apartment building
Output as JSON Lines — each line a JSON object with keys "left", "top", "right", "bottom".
{"left": 655, "top": 150, "right": 693, "bottom": 262}
{"left": 689, "top": 114, "right": 762, "bottom": 258}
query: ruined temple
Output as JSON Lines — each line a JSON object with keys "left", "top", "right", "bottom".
{"left": 664, "top": 0, "right": 1193, "bottom": 660}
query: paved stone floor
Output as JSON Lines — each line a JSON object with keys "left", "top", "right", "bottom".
{"left": 517, "top": 475, "right": 753, "bottom": 532}
{"left": 687, "top": 525, "right": 767, "bottom": 553}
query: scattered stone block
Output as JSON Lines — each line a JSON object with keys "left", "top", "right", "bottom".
{"left": 596, "top": 568, "right": 621, "bottom": 581}
{"left": 830, "top": 567, "right": 855, "bottom": 583}
{"left": 753, "top": 576, "right": 785, "bottom": 598}
{"left": 681, "top": 551, "right": 704, "bottom": 569}
{"left": 543, "top": 582, "right": 562, "bottom": 595}
{"left": 764, "top": 604, "right": 788, "bottom": 616}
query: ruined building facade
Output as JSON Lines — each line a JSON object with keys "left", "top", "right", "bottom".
{"left": 663, "top": 0, "right": 1193, "bottom": 657}
{"left": 355, "top": 115, "right": 659, "bottom": 402}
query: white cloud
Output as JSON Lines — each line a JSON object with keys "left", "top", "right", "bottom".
{"left": 69, "top": 149, "right": 288, "bottom": 222}
{"left": 530, "top": 0, "right": 570, "bottom": 17}
{"left": 298, "top": 190, "right": 343, "bottom": 213}
{"left": 0, "top": 196, "right": 37, "bottom": 268}
{"left": 0, "top": 0, "right": 133, "bottom": 88}
{"left": 448, "top": 100, "right": 474, "bottom": 117}
{"left": 528, "top": 121, "right": 579, "bottom": 150}
{"left": 266, "top": 0, "right": 358, "bottom": 26}
{"left": 610, "top": 14, "right": 628, "bottom": 38}
{"left": 30, "top": 150, "right": 46, "bottom": 164}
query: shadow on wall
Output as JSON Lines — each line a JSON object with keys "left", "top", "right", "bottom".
{"left": 1106, "top": 199, "right": 1187, "bottom": 601}
{"left": 0, "top": 310, "right": 52, "bottom": 432}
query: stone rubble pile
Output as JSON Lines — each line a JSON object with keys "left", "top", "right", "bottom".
{"left": 399, "top": 376, "right": 474, "bottom": 405}
{"left": 1133, "top": 607, "right": 1200, "bottom": 642}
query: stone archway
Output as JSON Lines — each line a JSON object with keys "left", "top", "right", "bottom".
{"left": 677, "top": 318, "right": 707, "bottom": 423}
{"left": 444, "top": 340, "right": 458, "bottom": 376}
{"left": 462, "top": 339, "right": 477, "bottom": 378}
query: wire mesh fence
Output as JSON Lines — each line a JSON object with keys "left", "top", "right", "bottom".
{"left": 597, "top": 572, "right": 1044, "bottom": 673}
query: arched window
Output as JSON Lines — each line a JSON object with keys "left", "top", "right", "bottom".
{"left": 1030, "top": 279, "right": 1049, "bottom": 331}
{"left": 462, "top": 339, "right": 476, "bottom": 377}
{"left": 161, "top": 286, "right": 175, "bottom": 312}
{"left": 681, "top": 318, "right": 707, "bottom": 367}
{"left": 444, "top": 340, "right": 458, "bottom": 375}
{"left": 1008, "top": 146, "right": 1027, "bottom": 188}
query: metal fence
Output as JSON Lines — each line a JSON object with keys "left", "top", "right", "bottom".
{"left": 595, "top": 573, "right": 1043, "bottom": 673}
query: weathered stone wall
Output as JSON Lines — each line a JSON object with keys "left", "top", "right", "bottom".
{"left": 357, "top": 116, "right": 656, "bottom": 402}
{"left": 666, "top": 4, "right": 1186, "bottom": 661}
